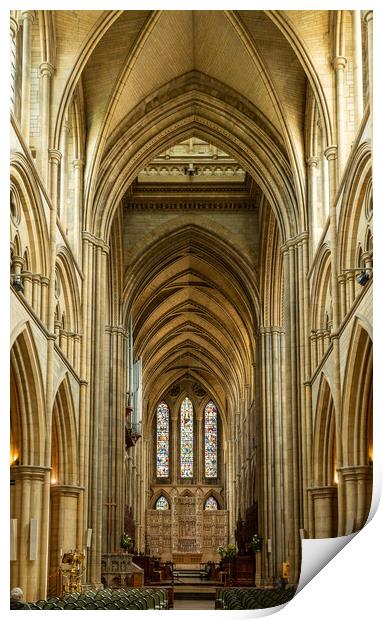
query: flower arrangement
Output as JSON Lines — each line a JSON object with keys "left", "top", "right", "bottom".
{"left": 120, "top": 532, "right": 133, "bottom": 550}
{"left": 249, "top": 533, "right": 263, "bottom": 552}
{"left": 217, "top": 544, "right": 238, "bottom": 559}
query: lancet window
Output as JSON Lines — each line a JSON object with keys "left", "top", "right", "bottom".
{"left": 155, "top": 495, "right": 169, "bottom": 510}
{"left": 156, "top": 401, "right": 170, "bottom": 477}
{"left": 204, "top": 400, "right": 218, "bottom": 477}
{"left": 204, "top": 496, "right": 218, "bottom": 510}
{"left": 180, "top": 397, "right": 194, "bottom": 478}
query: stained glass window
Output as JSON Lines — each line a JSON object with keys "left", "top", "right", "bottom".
{"left": 156, "top": 401, "right": 170, "bottom": 477}
{"left": 204, "top": 401, "right": 218, "bottom": 477}
{"left": 180, "top": 397, "right": 193, "bottom": 478}
{"left": 204, "top": 496, "right": 218, "bottom": 510}
{"left": 156, "top": 495, "right": 169, "bottom": 510}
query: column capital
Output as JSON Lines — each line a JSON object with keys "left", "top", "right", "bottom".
{"left": 364, "top": 10, "right": 373, "bottom": 23}
{"left": 21, "top": 10, "right": 36, "bottom": 23}
{"left": 11, "top": 464, "right": 51, "bottom": 482}
{"left": 333, "top": 55, "right": 347, "bottom": 71}
{"left": 82, "top": 230, "right": 110, "bottom": 253}
{"left": 324, "top": 145, "right": 338, "bottom": 161}
{"left": 50, "top": 484, "right": 84, "bottom": 498}
{"left": 338, "top": 465, "right": 373, "bottom": 481}
{"left": 72, "top": 158, "right": 85, "bottom": 170}
{"left": 49, "top": 148, "right": 62, "bottom": 165}
{"left": 308, "top": 485, "right": 338, "bottom": 500}
{"left": 12, "top": 255, "right": 24, "bottom": 270}
{"left": 306, "top": 156, "right": 319, "bottom": 168}
{"left": 40, "top": 61, "right": 54, "bottom": 78}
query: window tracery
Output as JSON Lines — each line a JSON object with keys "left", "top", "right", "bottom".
{"left": 156, "top": 401, "right": 170, "bottom": 477}
{"left": 204, "top": 496, "right": 218, "bottom": 510}
{"left": 204, "top": 400, "right": 218, "bottom": 478}
{"left": 180, "top": 397, "right": 193, "bottom": 478}
{"left": 155, "top": 495, "right": 169, "bottom": 510}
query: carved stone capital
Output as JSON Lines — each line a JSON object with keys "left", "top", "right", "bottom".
{"left": 40, "top": 61, "right": 54, "bottom": 78}
{"left": 364, "top": 10, "right": 373, "bottom": 23}
{"left": 48, "top": 149, "right": 62, "bottom": 165}
{"left": 21, "top": 10, "right": 36, "bottom": 23}
{"left": 333, "top": 55, "right": 347, "bottom": 71}
{"left": 324, "top": 145, "right": 338, "bottom": 161}
{"left": 306, "top": 156, "right": 319, "bottom": 168}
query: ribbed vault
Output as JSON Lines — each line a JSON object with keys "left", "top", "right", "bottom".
{"left": 122, "top": 221, "right": 258, "bottom": 423}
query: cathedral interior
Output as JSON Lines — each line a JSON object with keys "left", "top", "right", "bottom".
{"left": 10, "top": 9, "right": 373, "bottom": 609}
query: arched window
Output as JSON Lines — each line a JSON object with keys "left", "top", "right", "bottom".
{"left": 180, "top": 397, "right": 193, "bottom": 478}
{"left": 204, "top": 496, "right": 218, "bottom": 510}
{"left": 204, "top": 401, "right": 218, "bottom": 478}
{"left": 155, "top": 495, "right": 169, "bottom": 510}
{"left": 156, "top": 401, "right": 170, "bottom": 477}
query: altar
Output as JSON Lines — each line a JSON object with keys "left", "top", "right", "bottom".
{"left": 146, "top": 494, "right": 228, "bottom": 562}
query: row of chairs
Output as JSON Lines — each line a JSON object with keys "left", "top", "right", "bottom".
{"left": 29, "top": 587, "right": 169, "bottom": 610}
{"left": 215, "top": 586, "right": 296, "bottom": 610}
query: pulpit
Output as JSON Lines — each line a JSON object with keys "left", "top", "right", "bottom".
{"left": 101, "top": 553, "right": 144, "bottom": 588}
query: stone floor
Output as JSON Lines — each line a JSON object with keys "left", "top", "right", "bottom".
{"left": 173, "top": 598, "right": 216, "bottom": 610}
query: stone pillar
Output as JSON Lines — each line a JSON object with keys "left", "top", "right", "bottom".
{"left": 10, "top": 15, "right": 19, "bottom": 113}
{"left": 73, "top": 159, "right": 84, "bottom": 256}
{"left": 40, "top": 276, "right": 49, "bottom": 326}
{"left": 364, "top": 11, "right": 373, "bottom": 111}
{"left": 339, "top": 465, "right": 373, "bottom": 533}
{"left": 83, "top": 233, "right": 109, "bottom": 587}
{"left": 309, "top": 486, "right": 338, "bottom": 538}
{"left": 21, "top": 270, "right": 33, "bottom": 305}
{"left": 59, "top": 330, "right": 68, "bottom": 358}
{"left": 306, "top": 156, "right": 319, "bottom": 249}
{"left": 103, "top": 326, "right": 127, "bottom": 553}
{"left": 346, "top": 271, "right": 355, "bottom": 312}
{"left": 39, "top": 62, "right": 54, "bottom": 185}
{"left": 20, "top": 10, "right": 35, "bottom": 142}
{"left": 338, "top": 273, "right": 347, "bottom": 322}
{"left": 49, "top": 485, "right": 83, "bottom": 583}
{"left": 32, "top": 274, "right": 41, "bottom": 318}
{"left": 257, "top": 326, "right": 286, "bottom": 585}
{"left": 333, "top": 56, "right": 347, "bottom": 174}
{"left": 76, "top": 236, "right": 92, "bottom": 551}
{"left": 59, "top": 120, "right": 70, "bottom": 222}
{"left": 10, "top": 465, "right": 50, "bottom": 602}
{"left": 49, "top": 149, "right": 62, "bottom": 212}
{"left": 352, "top": 11, "right": 364, "bottom": 127}
{"left": 324, "top": 145, "right": 343, "bottom": 534}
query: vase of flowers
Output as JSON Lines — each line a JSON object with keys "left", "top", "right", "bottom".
{"left": 217, "top": 545, "right": 226, "bottom": 559}
{"left": 120, "top": 532, "right": 133, "bottom": 552}
{"left": 249, "top": 534, "right": 263, "bottom": 553}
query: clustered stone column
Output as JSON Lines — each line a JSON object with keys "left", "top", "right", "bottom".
{"left": 364, "top": 11, "right": 373, "bottom": 112}
{"left": 77, "top": 232, "right": 109, "bottom": 587}
{"left": 10, "top": 465, "right": 51, "bottom": 602}
{"left": 308, "top": 486, "right": 338, "bottom": 538}
{"left": 333, "top": 56, "right": 347, "bottom": 173}
{"left": 352, "top": 11, "right": 364, "bottom": 127}
{"left": 257, "top": 326, "right": 285, "bottom": 585}
{"left": 338, "top": 465, "right": 373, "bottom": 533}
{"left": 103, "top": 325, "right": 127, "bottom": 553}
{"left": 20, "top": 10, "right": 35, "bottom": 142}
{"left": 39, "top": 62, "right": 54, "bottom": 184}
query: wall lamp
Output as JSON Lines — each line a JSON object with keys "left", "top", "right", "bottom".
{"left": 344, "top": 267, "right": 373, "bottom": 287}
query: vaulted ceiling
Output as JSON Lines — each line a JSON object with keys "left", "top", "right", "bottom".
{"left": 51, "top": 10, "right": 334, "bottom": 423}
